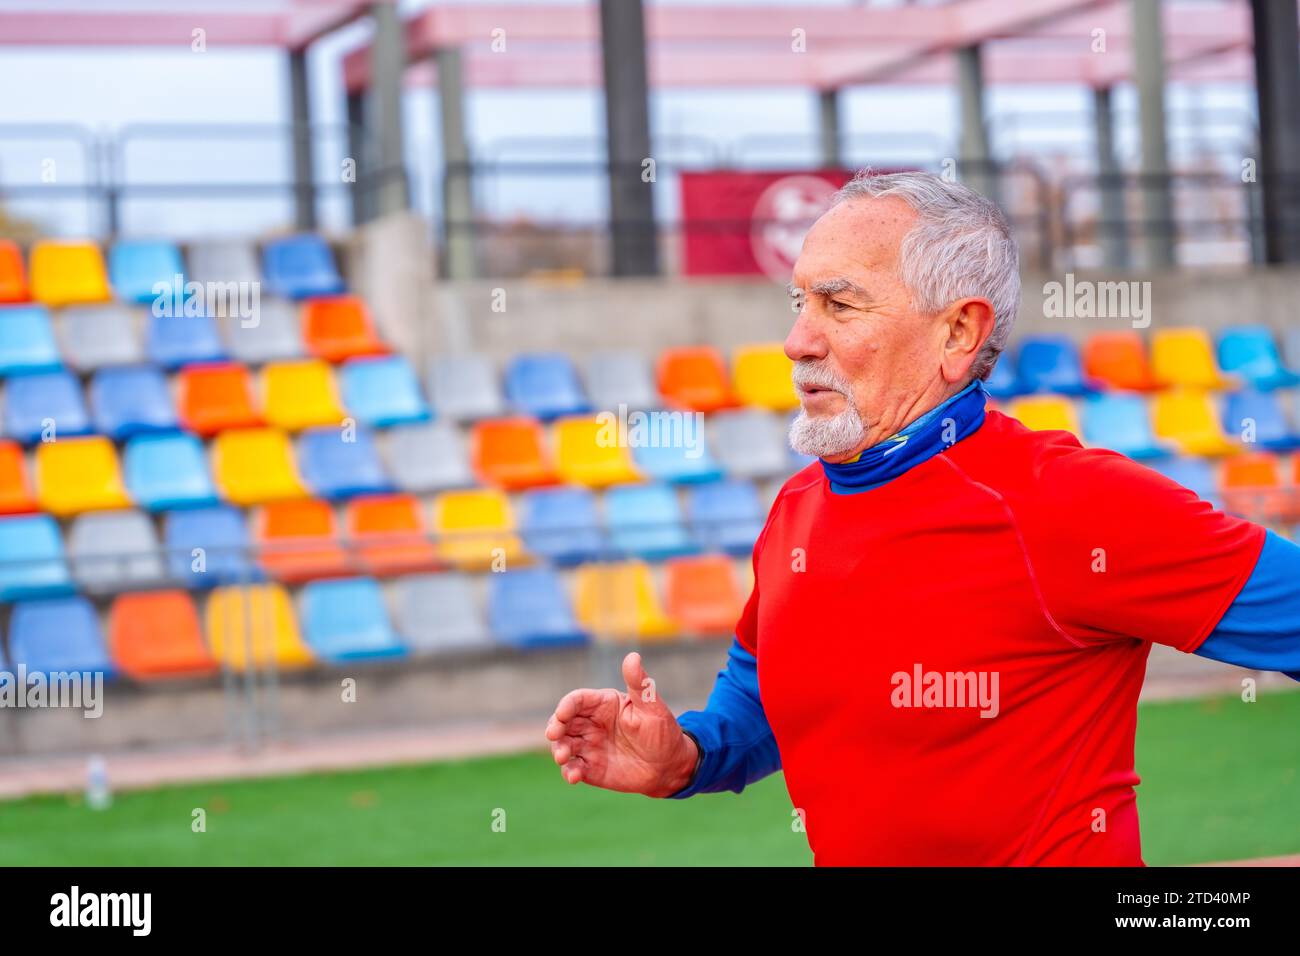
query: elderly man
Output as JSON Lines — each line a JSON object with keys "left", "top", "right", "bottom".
{"left": 545, "top": 170, "right": 1300, "bottom": 866}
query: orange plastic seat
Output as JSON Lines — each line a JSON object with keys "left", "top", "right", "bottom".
{"left": 0, "top": 440, "right": 35, "bottom": 514}
{"left": 1082, "top": 332, "right": 1156, "bottom": 391}
{"left": 344, "top": 493, "right": 439, "bottom": 574}
{"left": 657, "top": 346, "right": 734, "bottom": 412}
{"left": 664, "top": 555, "right": 744, "bottom": 636}
{"left": 177, "top": 363, "right": 262, "bottom": 436}
{"left": 1221, "top": 453, "right": 1293, "bottom": 522}
{"left": 301, "top": 296, "right": 387, "bottom": 362}
{"left": 254, "top": 498, "right": 351, "bottom": 581}
{"left": 109, "top": 590, "right": 218, "bottom": 680}
{"left": 0, "top": 239, "right": 28, "bottom": 303}
{"left": 470, "top": 418, "right": 557, "bottom": 489}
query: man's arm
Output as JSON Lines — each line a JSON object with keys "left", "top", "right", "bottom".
{"left": 668, "top": 637, "right": 781, "bottom": 798}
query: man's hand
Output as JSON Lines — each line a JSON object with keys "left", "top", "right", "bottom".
{"left": 545, "top": 652, "right": 699, "bottom": 797}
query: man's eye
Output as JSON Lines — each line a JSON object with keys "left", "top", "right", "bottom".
{"left": 830, "top": 300, "right": 851, "bottom": 311}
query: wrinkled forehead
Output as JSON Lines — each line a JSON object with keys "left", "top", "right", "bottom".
{"left": 792, "top": 195, "right": 916, "bottom": 287}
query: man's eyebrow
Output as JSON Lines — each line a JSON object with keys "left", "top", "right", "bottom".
{"left": 799, "top": 277, "right": 871, "bottom": 299}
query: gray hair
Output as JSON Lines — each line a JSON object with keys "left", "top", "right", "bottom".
{"left": 830, "top": 169, "right": 1020, "bottom": 381}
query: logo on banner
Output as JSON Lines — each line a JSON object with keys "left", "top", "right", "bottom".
{"left": 750, "top": 174, "right": 839, "bottom": 282}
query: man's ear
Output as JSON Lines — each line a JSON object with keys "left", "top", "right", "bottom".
{"left": 939, "top": 298, "right": 997, "bottom": 384}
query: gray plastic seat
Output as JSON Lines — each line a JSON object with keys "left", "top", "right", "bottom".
{"left": 186, "top": 239, "right": 261, "bottom": 289}
{"left": 711, "top": 408, "right": 790, "bottom": 479}
{"left": 221, "top": 297, "right": 303, "bottom": 364}
{"left": 382, "top": 420, "right": 474, "bottom": 493}
{"left": 59, "top": 305, "right": 145, "bottom": 371}
{"left": 428, "top": 354, "right": 505, "bottom": 421}
{"left": 584, "top": 350, "right": 658, "bottom": 411}
{"left": 392, "top": 573, "right": 493, "bottom": 653}
{"left": 67, "top": 509, "right": 167, "bottom": 591}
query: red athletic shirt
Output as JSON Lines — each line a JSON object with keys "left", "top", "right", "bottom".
{"left": 738, "top": 411, "right": 1264, "bottom": 866}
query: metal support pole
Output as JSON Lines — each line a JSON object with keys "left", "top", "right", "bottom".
{"left": 288, "top": 47, "right": 317, "bottom": 231}
{"left": 1250, "top": 0, "right": 1300, "bottom": 263}
{"left": 1131, "top": 0, "right": 1176, "bottom": 269}
{"left": 367, "top": 0, "right": 408, "bottom": 218}
{"left": 436, "top": 47, "right": 476, "bottom": 280}
{"left": 956, "top": 44, "right": 996, "bottom": 202}
{"left": 818, "top": 88, "right": 842, "bottom": 169}
{"left": 1093, "top": 86, "right": 1130, "bottom": 269}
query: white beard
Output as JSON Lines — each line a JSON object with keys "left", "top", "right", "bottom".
{"left": 788, "top": 401, "right": 869, "bottom": 459}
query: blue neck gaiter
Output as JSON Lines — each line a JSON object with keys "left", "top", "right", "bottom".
{"left": 819, "top": 379, "right": 988, "bottom": 494}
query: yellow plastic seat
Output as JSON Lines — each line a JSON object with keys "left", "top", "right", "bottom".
{"left": 1006, "top": 396, "right": 1081, "bottom": 436}
{"left": 553, "top": 415, "right": 642, "bottom": 487}
{"left": 1151, "top": 328, "right": 1231, "bottom": 389}
{"left": 1151, "top": 388, "right": 1239, "bottom": 456}
{"left": 211, "top": 427, "right": 306, "bottom": 505}
{"left": 573, "top": 560, "right": 677, "bottom": 641}
{"left": 732, "top": 343, "right": 798, "bottom": 411}
{"left": 204, "top": 584, "right": 315, "bottom": 671}
{"left": 29, "top": 240, "right": 111, "bottom": 307}
{"left": 432, "top": 488, "right": 526, "bottom": 569}
{"left": 35, "top": 436, "right": 131, "bottom": 516}
{"left": 262, "top": 359, "right": 347, "bottom": 431}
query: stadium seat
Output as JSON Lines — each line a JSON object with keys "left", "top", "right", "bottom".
{"left": 428, "top": 353, "right": 506, "bottom": 422}
{"left": 381, "top": 420, "right": 474, "bottom": 493}
{"left": 1222, "top": 390, "right": 1300, "bottom": 451}
{"left": 470, "top": 417, "right": 557, "bottom": 489}
{"left": 1005, "top": 395, "right": 1081, "bottom": 436}
{"left": 109, "top": 239, "right": 184, "bottom": 304}
{"left": 686, "top": 479, "right": 764, "bottom": 555}
{"left": 1151, "top": 328, "right": 1231, "bottom": 390}
{"left": 124, "top": 432, "right": 218, "bottom": 510}
{"left": 573, "top": 560, "right": 676, "bottom": 640}
{"left": 299, "top": 577, "right": 406, "bottom": 662}
{"left": 0, "top": 304, "right": 62, "bottom": 376}
{"left": 983, "top": 352, "right": 1023, "bottom": 399}
{"left": 552, "top": 415, "right": 642, "bottom": 487}
{"left": 710, "top": 409, "right": 789, "bottom": 479}
{"left": 211, "top": 427, "right": 306, "bottom": 505}
{"left": 504, "top": 353, "right": 588, "bottom": 420}
{"left": 1016, "top": 336, "right": 1091, "bottom": 395}
{"left": 1151, "top": 389, "right": 1238, "bottom": 456}
{"left": 261, "top": 234, "right": 345, "bottom": 300}
{"left": 1283, "top": 328, "right": 1300, "bottom": 376}
{"left": 35, "top": 436, "right": 131, "bottom": 516}
{"left": 391, "top": 573, "right": 492, "bottom": 653}
{"left": 0, "top": 514, "right": 73, "bottom": 600}
{"left": 487, "top": 567, "right": 588, "bottom": 649}
{"left": 732, "top": 343, "right": 798, "bottom": 411}
{"left": 432, "top": 488, "right": 525, "bottom": 569}
{"left": 664, "top": 555, "right": 744, "bottom": 635}
{"left": 344, "top": 493, "right": 439, "bottom": 574}
{"left": 164, "top": 505, "right": 257, "bottom": 586}
{"left": 108, "top": 590, "right": 217, "bottom": 680}
{"left": 340, "top": 356, "right": 430, "bottom": 427}
{"left": 1148, "top": 456, "right": 1220, "bottom": 507}
{"left": 606, "top": 483, "right": 696, "bottom": 560}
{"left": 657, "top": 346, "right": 734, "bottom": 412}
{"left": 186, "top": 239, "right": 260, "bottom": 291}
{"left": 176, "top": 363, "right": 262, "bottom": 435}
{"left": 1219, "top": 453, "right": 1293, "bottom": 523}
{"left": 89, "top": 365, "right": 177, "bottom": 439}
{"left": 29, "top": 240, "right": 111, "bottom": 307}
{"left": 520, "top": 486, "right": 605, "bottom": 564}
{"left": 1217, "top": 326, "right": 1299, "bottom": 391}
{"left": 631, "top": 428, "right": 723, "bottom": 483}
{"left": 3, "top": 370, "right": 91, "bottom": 443}
{"left": 0, "top": 239, "right": 27, "bottom": 303}
{"left": 296, "top": 425, "right": 390, "bottom": 500}
{"left": 205, "top": 583, "right": 315, "bottom": 671}
{"left": 59, "top": 305, "right": 144, "bottom": 371}
{"left": 262, "top": 359, "right": 347, "bottom": 430}
{"left": 1080, "top": 394, "right": 1166, "bottom": 459}
{"left": 301, "top": 296, "right": 387, "bottom": 363}
{"left": 8, "top": 597, "right": 112, "bottom": 676}
{"left": 1082, "top": 332, "right": 1157, "bottom": 392}
{"left": 584, "top": 351, "right": 658, "bottom": 411}
{"left": 221, "top": 298, "right": 304, "bottom": 364}
{"left": 254, "top": 498, "right": 350, "bottom": 582}
{"left": 146, "top": 311, "right": 226, "bottom": 370}
{"left": 68, "top": 509, "right": 167, "bottom": 591}
{"left": 0, "top": 440, "right": 34, "bottom": 513}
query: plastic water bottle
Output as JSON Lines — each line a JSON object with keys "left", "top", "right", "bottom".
{"left": 86, "top": 754, "right": 111, "bottom": 810}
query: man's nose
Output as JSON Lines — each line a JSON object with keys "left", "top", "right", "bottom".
{"left": 784, "top": 309, "right": 828, "bottom": 363}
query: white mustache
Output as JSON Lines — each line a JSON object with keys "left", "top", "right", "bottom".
{"left": 791, "top": 361, "right": 852, "bottom": 395}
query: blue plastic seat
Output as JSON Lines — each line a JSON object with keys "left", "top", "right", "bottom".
{"left": 90, "top": 365, "right": 178, "bottom": 439}
{"left": 631, "top": 424, "right": 724, "bottom": 483}
{"left": 262, "top": 234, "right": 345, "bottom": 300}
{"left": 488, "top": 567, "right": 588, "bottom": 650}
{"left": 124, "top": 433, "right": 218, "bottom": 510}
{"left": 299, "top": 577, "right": 406, "bottom": 661}
{"left": 109, "top": 240, "right": 185, "bottom": 304}
{"left": 1218, "top": 326, "right": 1299, "bottom": 391}
{"left": 984, "top": 352, "right": 1023, "bottom": 399}
{"left": 297, "top": 426, "right": 391, "bottom": 499}
{"left": 146, "top": 311, "right": 225, "bottom": 369}
{"left": 1222, "top": 390, "right": 1300, "bottom": 451}
{"left": 0, "top": 514, "right": 73, "bottom": 600}
{"left": 520, "top": 486, "right": 605, "bottom": 564}
{"left": 340, "top": 356, "right": 430, "bottom": 427}
{"left": 686, "top": 479, "right": 765, "bottom": 556}
{"left": 1081, "top": 394, "right": 1166, "bottom": 459}
{"left": 8, "top": 596, "right": 113, "bottom": 676}
{"left": 164, "top": 506, "right": 257, "bottom": 586}
{"left": 0, "top": 304, "right": 62, "bottom": 376}
{"left": 1148, "top": 456, "right": 1220, "bottom": 508}
{"left": 3, "top": 371, "right": 91, "bottom": 444}
{"left": 505, "top": 353, "right": 588, "bottom": 420}
{"left": 605, "top": 483, "right": 696, "bottom": 560}
{"left": 1017, "top": 336, "right": 1090, "bottom": 395}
